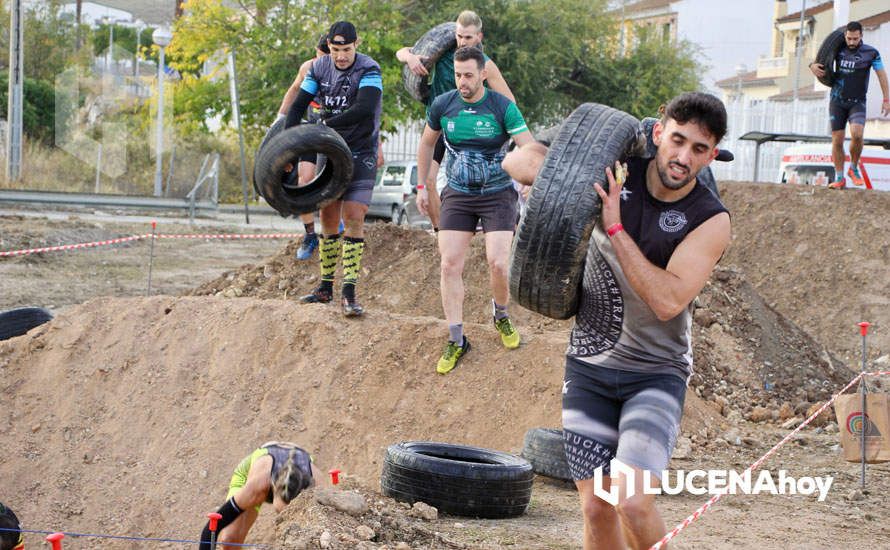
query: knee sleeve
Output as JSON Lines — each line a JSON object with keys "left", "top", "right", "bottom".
{"left": 199, "top": 497, "right": 243, "bottom": 550}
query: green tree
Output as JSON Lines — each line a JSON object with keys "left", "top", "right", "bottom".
{"left": 0, "top": 0, "right": 81, "bottom": 82}
{"left": 0, "top": 72, "right": 56, "bottom": 144}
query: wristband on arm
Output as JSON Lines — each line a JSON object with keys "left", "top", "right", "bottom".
{"left": 606, "top": 223, "right": 624, "bottom": 238}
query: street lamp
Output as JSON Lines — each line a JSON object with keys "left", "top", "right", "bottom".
{"left": 152, "top": 27, "right": 172, "bottom": 197}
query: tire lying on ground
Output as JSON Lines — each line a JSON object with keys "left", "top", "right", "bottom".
{"left": 0, "top": 307, "right": 53, "bottom": 341}
{"left": 521, "top": 428, "right": 572, "bottom": 482}
{"left": 253, "top": 124, "right": 353, "bottom": 217}
{"left": 510, "top": 103, "right": 640, "bottom": 320}
{"left": 252, "top": 117, "right": 287, "bottom": 194}
{"left": 381, "top": 441, "right": 534, "bottom": 519}
{"left": 402, "top": 22, "right": 457, "bottom": 103}
{"left": 815, "top": 28, "right": 845, "bottom": 87}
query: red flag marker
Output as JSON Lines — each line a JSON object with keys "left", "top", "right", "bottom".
{"left": 45, "top": 532, "right": 65, "bottom": 550}
{"left": 329, "top": 468, "right": 341, "bottom": 485}
{"left": 207, "top": 512, "right": 223, "bottom": 532}
{"left": 858, "top": 321, "right": 871, "bottom": 336}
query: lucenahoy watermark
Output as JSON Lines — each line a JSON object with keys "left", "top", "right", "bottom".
{"left": 593, "top": 459, "right": 834, "bottom": 506}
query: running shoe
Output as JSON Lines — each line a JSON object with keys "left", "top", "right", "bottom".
{"left": 295, "top": 233, "right": 318, "bottom": 260}
{"left": 339, "top": 220, "right": 345, "bottom": 233}
{"left": 300, "top": 285, "right": 333, "bottom": 304}
{"left": 847, "top": 166, "right": 865, "bottom": 186}
{"left": 828, "top": 177, "right": 846, "bottom": 189}
{"left": 436, "top": 336, "right": 471, "bottom": 374}
{"left": 342, "top": 296, "right": 364, "bottom": 317}
{"left": 494, "top": 316, "right": 521, "bottom": 349}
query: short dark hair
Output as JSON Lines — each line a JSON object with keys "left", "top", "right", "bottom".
{"left": 453, "top": 46, "right": 485, "bottom": 70}
{"left": 316, "top": 32, "right": 330, "bottom": 54}
{"left": 662, "top": 92, "right": 727, "bottom": 144}
{"left": 846, "top": 21, "right": 862, "bottom": 33}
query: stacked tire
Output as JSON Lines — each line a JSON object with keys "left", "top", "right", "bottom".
{"left": 0, "top": 307, "right": 53, "bottom": 341}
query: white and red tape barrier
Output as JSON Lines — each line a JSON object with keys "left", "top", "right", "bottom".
{"left": 0, "top": 232, "right": 300, "bottom": 257}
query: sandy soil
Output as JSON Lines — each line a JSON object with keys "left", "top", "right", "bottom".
{"left": 1, "top": 180, "right": 889, "bottom": 549}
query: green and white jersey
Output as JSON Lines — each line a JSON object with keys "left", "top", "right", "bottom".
{"left": 427, "top": 88, "right": 528, "bottom": 194}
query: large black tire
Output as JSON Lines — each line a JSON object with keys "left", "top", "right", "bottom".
{"left": 0, "top": 307, "right": 53, "bottom": 341}
{"left": 510, "top": 103, "right": 640, "bottom": 320}
{"left": 815, "top": 28, "right": 845, "bottom": 87}
{"left": 521, "top": 428, "right": 572, "bottom": 481}
{"left": 253, "top": 124, "right": 353, "bottom": 217}
{"left": 381, "top": 441, "right": 534, "bottom": 519}
{"left": 252, "top": 117, "right": 287, "bottom": 194}
{"left": 402, "top": 22, "right": 457, "bottom": 104}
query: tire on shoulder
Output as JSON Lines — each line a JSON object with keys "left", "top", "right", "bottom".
{"left": 380, "top": 441, "right": 534, "bottom": 519}
{"left": 815, "top": 27, "right": 845, "bottom": 87}
{"left": 253, "top": 124, "right": 353, "bottom": 217}
{"left": 510, "top": 103, "right": 640, "bottom": 319}
{"left": 402, "top": 22, "right": 457, "bottom": 104}
{"left": 0, "top": 307, "right": 53, "bottom": 341}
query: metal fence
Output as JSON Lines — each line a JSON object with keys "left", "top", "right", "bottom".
{"left": 712, "top": 98, "right": 830, "bottom": 183}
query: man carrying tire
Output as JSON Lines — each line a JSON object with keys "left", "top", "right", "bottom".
{"left": 418, "top": 46, "right": 535, "bottom": 375}
{"left": 198, "top": 442, "right": 316, "bottom": 549}
{"left": 809, "top": 21, "right": 889, "bottom": 189}
{"left": 0, "top": 502, "right": 23, "bottom": 550}
{"left": 505, "top": 93, "right": 731, "bottom": 550}
{"left": 397, "top": 10, "right": 515, "bottom": 230}
{"left": 285, "top": 21, "right": 383, "bottom": 316}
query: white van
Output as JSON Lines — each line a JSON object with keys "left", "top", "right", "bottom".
{"left": 778, "top": 144, "right": 890, "bottom": 191}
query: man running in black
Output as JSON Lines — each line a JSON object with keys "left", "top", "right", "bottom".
{"left": 285, "top": 21, "right": 383, "bottom": 316}
{"left": 809, "top": 21, "right": 889, "bottom": 188}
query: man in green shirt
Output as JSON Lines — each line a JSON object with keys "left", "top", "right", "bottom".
{"left": 418, "top": 46, "right": 535, "bottom": 374}
{"left": 397, "top": 10, "right": 514, "bottom": 229}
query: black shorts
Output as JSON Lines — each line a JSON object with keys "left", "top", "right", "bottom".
{"left": 561, "top": 356, "right": 686, "bottom": 479}
{"left": 439, "top": 185, "right": 518, "bottom": 233}
{"left": 341, "top": 151, "right": 378, "bottom": 206}
{"left": 829, "top": 100, "right": 866, "bottom": 132}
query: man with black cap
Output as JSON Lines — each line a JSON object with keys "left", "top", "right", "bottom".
{"left": 0, "top": 501, "right": 23, "bottom": 550}
{"left": 285, "top": 21, "right": 383, "bottom": 317}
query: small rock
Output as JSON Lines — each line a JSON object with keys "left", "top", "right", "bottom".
{"left": 748, "top": 407, "right": 772, "bottom": 423}
{"left": 741, "top": 437, "right": 758, "bottom": 447}
{"left": 319, "top": 531, "right": 332, "bottom": 549}
{"left": 200, "top": 469, "right": 208, "bottom": 478}
{"left": 694, "top": 308, "right": 717, "bottom": 328}
{"left": 410, "top": 501, "right": 438, "bottom": 521}
{"left": 778, "top": 403, "right": 794, "bottom": 420}
{"left": 726, "top": 409, "right": 744, "bottom": 423}
{"left": 355, "top": 525, "right": 375, "bottom": 541}
{"left": 263, "top": 264, "right": 275, "bottom": 279}
{"left": 780, "top": 417, "right": 801, "bottom": 430}
{"left": 721, "top": 428, "right": 741, "bottom": 445}
{"left": 714, "top": 396, "right": 730, "bottom": 416}
{"left": 875, "top": 355, "right": 889, "bottom": 366}
{"left": 825, "top": 422, "right": 839, "bottom": 434}
{"left": 394, "top": 543, "right": 411, "bottom": 550}
{"left": 31, "top": 424, "right": 41, "bottom": 433}
{"left": 846, "top": 489, "right": 865, "bottom": 502}
{"left": 278, "top": 279, "right": 289, "bottom": 291}
{"left": 315, "top": 488, "right": 369, "bottom": 516}
{"left": 672, "top": 437, "right": 692, "bottom": 460}
{"left": 865, "top": 512, "right": 876, "bottom": 521}
{"left": 806, "top": 402, "right": 831, "bottom": 428}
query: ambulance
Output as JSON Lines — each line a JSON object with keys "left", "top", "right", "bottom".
{"left": 777, "top": 144, "right": 890, "bottom": 191}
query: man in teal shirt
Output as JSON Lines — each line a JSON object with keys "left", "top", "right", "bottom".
{"left": 417, "top": 46, "right": 535, "bottom": 374}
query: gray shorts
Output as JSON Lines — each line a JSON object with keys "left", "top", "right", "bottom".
{"left": 562, "top": 355, "right": 686, "bottom": 479}
{"left": 439, "top": 185, "right": 518, "bottom": 233}
{"left": 323, "top": 151, "right": 377, "bottom": 206}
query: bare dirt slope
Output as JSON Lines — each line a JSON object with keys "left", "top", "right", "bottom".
{"left": 1, "top": 180, "right": 889, "bottom": 549}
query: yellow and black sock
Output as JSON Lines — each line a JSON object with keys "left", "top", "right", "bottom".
{"left": 341, "top": 236, "right": 365, "bottom": 301}
{"left": 318, "top": 234, "right": 341, "bottom": 293}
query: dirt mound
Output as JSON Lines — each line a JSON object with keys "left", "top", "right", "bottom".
{"left": 720, "top": 181, "right": 890, "bottom": 362}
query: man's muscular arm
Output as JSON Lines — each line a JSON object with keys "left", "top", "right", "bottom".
{"left": 278, "top": 59, "right": 314, "bottom": 117}
{"left": 596, "top": 164, "right": 731, "bottom": 321}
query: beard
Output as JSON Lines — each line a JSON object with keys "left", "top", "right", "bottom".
{"left": 655, "top": 157, "right": 696, "bottom": 190}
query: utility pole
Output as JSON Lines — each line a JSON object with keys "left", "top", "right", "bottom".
{"left": 791, "top": 0, "right": 807, "bottom": 132}
{"left": 6, "top": 0, "right": 24, "bottom": 182}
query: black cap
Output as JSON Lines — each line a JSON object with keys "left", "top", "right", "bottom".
{"left": 328, "top": 21, "right": 357, "bottom": 45}
{"left": 316, "top": 32, "right": 330, "bottom": 54}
